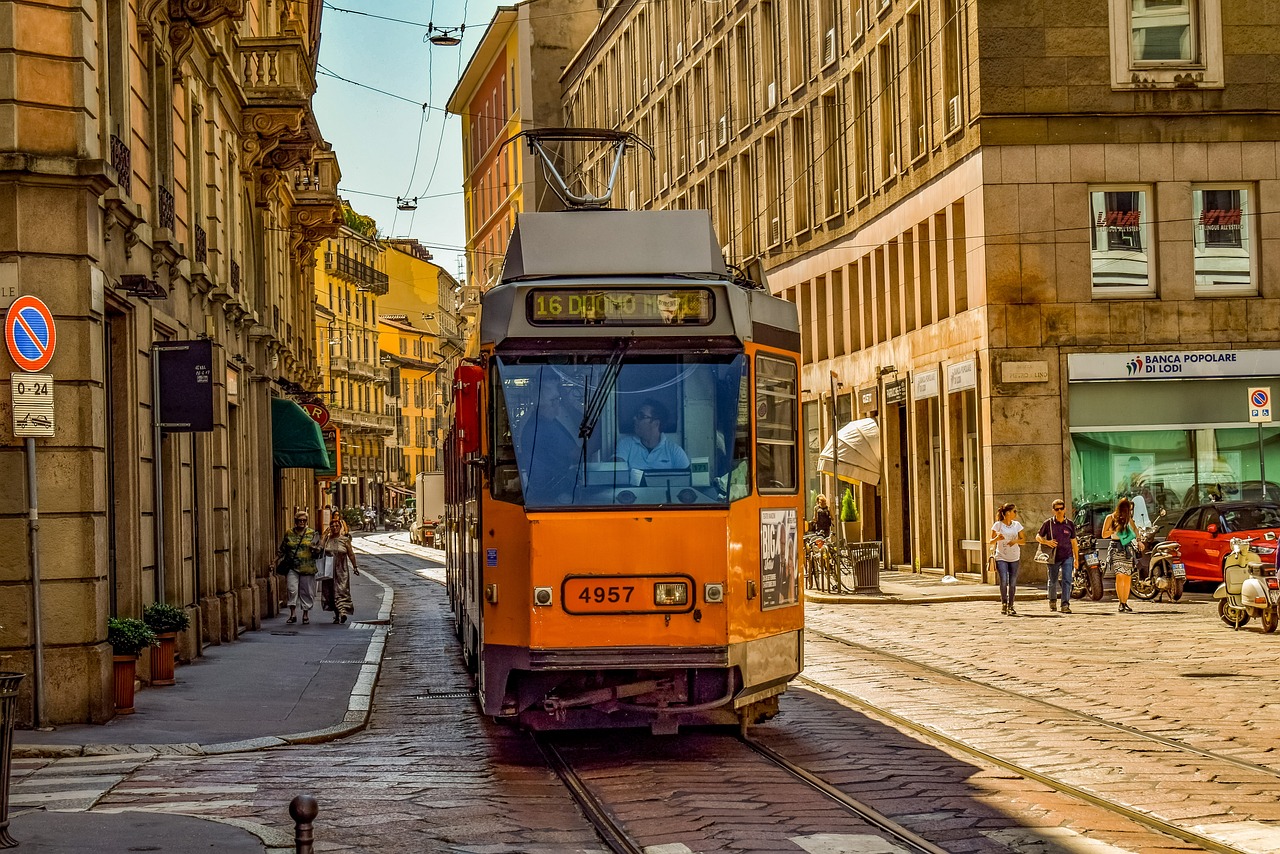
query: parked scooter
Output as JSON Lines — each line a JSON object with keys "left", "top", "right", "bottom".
{"left": 1072, "top": 533, "right": 1105, "bottom": 601}
{"left": 1131, "top": 510, "right": 1186, "bottom": 602}
{"left": 1214, "top": 535, "right": 1280, "bottom": 632}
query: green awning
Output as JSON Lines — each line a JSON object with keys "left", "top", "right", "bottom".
{"left": 271, "top": 397, "right": 331, "bottom": 469}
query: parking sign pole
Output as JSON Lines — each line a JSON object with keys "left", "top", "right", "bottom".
{"left": 25, "top": 437, "right": 45, "bottom": 728}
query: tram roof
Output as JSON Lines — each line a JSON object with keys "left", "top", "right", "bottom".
{"left": 500, "top": 210, "right": 730, "bottom": 281}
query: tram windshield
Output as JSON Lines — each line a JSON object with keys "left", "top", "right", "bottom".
{"left": 492, "top": 353, "right": 750, "bottom": 508}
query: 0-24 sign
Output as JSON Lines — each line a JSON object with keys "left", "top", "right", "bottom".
{"left": 12, "top": 372, "right": 54, "bottom": 437}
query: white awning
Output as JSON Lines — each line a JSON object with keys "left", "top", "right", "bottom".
{"left": 817, "top": 418, "right": 882, "bottom": 485}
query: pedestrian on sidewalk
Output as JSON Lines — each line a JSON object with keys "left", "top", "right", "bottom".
{"left": 811, "top": 494, "right": 832, "bottom": 537}
{"left": 990, "top": 503, "right": 1024, "bottom": 616}
{"left": 1102, "top": 497, "right": 1142, "bottom": 613}
{"left": 277, "top": 511, "right": 320, "bottom": 625}
{"left": 319, "top": 516, "right": 360, "bottom": 624}
{"left": 1037, "top": 499, "right": 1078, "bottom": 614}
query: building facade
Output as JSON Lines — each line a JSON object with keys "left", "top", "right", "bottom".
{"left": 313, "top": 206, "right": 393, "bottom": 521}
{"left": 557, "top": 0, "right": 1280, "bottom": 579}
{"left": 0, "top": 0, "right": 341, "bottom": 724}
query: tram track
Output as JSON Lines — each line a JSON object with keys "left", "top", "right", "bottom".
{"left": 799, "top": 626, "right": 1273, "bottom": 854}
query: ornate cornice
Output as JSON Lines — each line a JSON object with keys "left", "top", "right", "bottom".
{"left": 170, "top": 0, "right": 246, "bottom": 29}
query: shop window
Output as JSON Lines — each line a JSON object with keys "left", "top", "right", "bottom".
{"left": 1193, "top": 185, "right": 1255, "bottom": 296}
{"left": 1089, "top": 187, "right": 1154, "bottom": 298}
{"left": 1108, "top": 1, "right": 1223, "bottom": 90}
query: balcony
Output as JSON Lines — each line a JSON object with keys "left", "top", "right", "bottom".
{"left": 347, "top": 360, "right": 377, "bottom": 382}
{"left": 326, "top": 250, "right": 389, "bottom": 295}
{"left": 329, "top": 357, "right": 351, "bottom": 376}
{"left": 238, "top": 35, "right": 313, "bottom": 111}
{"left": 373, "top": 366, "right": 391, "bottom": 385}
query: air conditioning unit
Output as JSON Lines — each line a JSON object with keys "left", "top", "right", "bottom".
{"left": 948, "top": 96, "right": 961, "bottom": 130}
{"left": 769, "top": 217, "right": 781, "bottom": 245}
{"left": 766, "top": 81, "right": 777, "bottom": 110}
{"left": 824, "top": 29, "right": 836, "bottom": 64}
{"left": 718, "top": 115, "right": 728, "bottom": 145}
{"left": 696, "top": 137, "right": 706, "bottom": 162}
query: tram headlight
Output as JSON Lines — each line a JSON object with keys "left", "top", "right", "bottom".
{"left": 703, "top": 583, "right": 724, "bottom": 604}
{"left": 653, "top": 582, "right": 688, "bottom": 606}
{"left": 533, "top": 587, "right": 554, "bottom": 606}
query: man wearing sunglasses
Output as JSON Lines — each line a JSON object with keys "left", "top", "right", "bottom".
{"left": 616, "top": 399, "right": 690, "bottom": 475}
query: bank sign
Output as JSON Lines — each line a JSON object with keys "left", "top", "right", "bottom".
{"left": 1068, "top": 349, "right": 1280, "bottom": 381}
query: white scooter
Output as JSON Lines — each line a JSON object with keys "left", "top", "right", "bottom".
{"left": 1214, "top": 534, "right": 1280, "bottom": 632}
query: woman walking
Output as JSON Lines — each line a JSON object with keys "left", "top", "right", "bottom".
{"left": 277, "top": 510, "right": 319, "bottom": 625}
{"left": 319, "top": 516, "right": 360, "bottom": 623}
{"left": 990, "top": 503, "right": 1024, "bottom": 616}
{"left": 1102, "top": 497, "right": 1142, "bottom": 612}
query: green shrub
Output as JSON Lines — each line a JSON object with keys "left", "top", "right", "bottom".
{"left": 143, "top": 603, "right": 190, "bottom": 634}
{"left": 107, "top": 617, "right": 158, "bottom": 658}
{"left": 840, "top": 488, "right": 859, "bottom": 523}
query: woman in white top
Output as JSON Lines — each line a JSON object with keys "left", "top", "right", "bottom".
{"left": 989, "top": 503, "right": 1025, "bottom": 616}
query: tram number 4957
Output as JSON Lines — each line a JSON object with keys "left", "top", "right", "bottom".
{"left": 578, "top": 585, "right": 635, "bottom": 604}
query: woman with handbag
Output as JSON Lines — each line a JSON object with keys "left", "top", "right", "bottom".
{"left": 989, "top": 503, "right": 1024, "bottom": 616}
{"left": 277, "top": 510, "right": 320, "bottom": 624}
{"left": 1102, "top": 497, "right": 1142, "bottom": 613}
{"left": 319, "top": 517, "right": 360, "bottom": 623}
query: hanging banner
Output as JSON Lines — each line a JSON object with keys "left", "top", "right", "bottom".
{"left": 156, "top": 339, "right": 214, "bottom": 431}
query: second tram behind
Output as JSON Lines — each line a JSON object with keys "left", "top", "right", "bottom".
{"left": 444, "top": 209, "right": 803, "bottom": 732}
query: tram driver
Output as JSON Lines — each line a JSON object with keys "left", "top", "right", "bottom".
{"left": 615, "top": 399, "right": 690, "bottom": 480}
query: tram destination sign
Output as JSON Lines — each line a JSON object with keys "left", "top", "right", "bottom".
{"left": 527, "top": 288, "right": 714, "bottom": 327}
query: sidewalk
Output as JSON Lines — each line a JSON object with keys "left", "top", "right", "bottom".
{"left": 6, "top": 564, "right": 394, "bottom": 853}
{"left": 805, "top": 569, "right": 1048, "bottom": 605}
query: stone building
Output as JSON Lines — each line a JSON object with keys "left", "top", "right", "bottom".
{"left": 446, "top": 0, "right": 600, "bottom": 294}
{"left": 0, "top": 0, "right": 341, "bottom": 724}
{"left": 313, "top": 206, "right": 393, "bottom": 521}
{"left": 558, "top": 0, "right": 1280, "bottom": 579}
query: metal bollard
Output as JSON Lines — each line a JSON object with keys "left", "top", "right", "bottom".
{"left": 1, "top": 672, "right": 26, "bottom": 849}
{"left": 289, "top": 794, "right": 318, "bottom": 854}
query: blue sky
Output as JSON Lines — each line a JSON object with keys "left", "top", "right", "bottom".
{"left": 314, "top": 1, "right": 499, "bottom": 279}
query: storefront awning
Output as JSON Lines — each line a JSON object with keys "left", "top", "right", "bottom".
{"left": 271, "top": 398, "right": 331, "bottom": 469}
{"left": 385, "top": 485, "right": 414, "bottom": 496}
{"left": 817, "top": 418, "right": 882, "bottom": 485}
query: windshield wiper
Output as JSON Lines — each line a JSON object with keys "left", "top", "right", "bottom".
{"left": 578, "top": 338, "right": 630, "bottom": 440}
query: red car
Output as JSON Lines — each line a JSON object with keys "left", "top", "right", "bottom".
{"left": 1164, "top": 502, "right": 1280, "bottom": 582}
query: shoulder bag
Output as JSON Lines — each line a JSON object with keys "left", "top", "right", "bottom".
{"left": 1034, "top": 518, "right": 1052, "bottom": 563}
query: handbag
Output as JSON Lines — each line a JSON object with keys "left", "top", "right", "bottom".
{"left": 1034, "top": 518, "right": 1052, "bottom": 563}
{"left": 274, "top": 552, "right": 295, "bottom": 576}
{"left": 315, "top": 553, "right": 334, "bottom": 580}
{"left": 1117, "top": 524, "right": 1137, "bottom": 547}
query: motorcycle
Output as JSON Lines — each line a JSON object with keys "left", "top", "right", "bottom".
{"left": 1072, "top": 533, "right": 1105, "bottom": 601}
{"left": 1214, "top": 535, "right": 1280, "bottom": 632}
{"left": 1130, "top": 510, "right": 1186, "bottom": 602}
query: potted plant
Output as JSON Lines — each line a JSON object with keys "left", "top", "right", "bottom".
{"left": 840, "top": 487, "right": 861, "bottom": 543}
{"left": 143, "top": 603, "right": 190, "bottom": 686}
{"left": 107, "top": 617, "right": 157, "bottom": 714}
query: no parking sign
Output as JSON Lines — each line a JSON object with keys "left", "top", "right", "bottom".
{"left": 5, "top": 295, "right": 56, "bottom": 372}
{"left": 1250, "top": 387, "right": 1272, "bottom": 423}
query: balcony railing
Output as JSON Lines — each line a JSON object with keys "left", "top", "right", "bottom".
{"left": 194, "top": 226, "right": 207, "bottom": 263}
{"left": 110, "top": 134, "right": 132, "bottom": 196}
{"left": 330, "top": 252, "right": 389, "bottom": 295}
{"left": 158, "top": 186, "right": 175, "bottom": 230}
{"left": 329, "top": 357, "right": 351, "bottom": 376}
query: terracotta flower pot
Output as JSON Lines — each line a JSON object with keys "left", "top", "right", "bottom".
{"left": 150, "top": 633, "right": 177, "bottom": 686}
{"left": 113, "top": 654, "right": 138, "bottom": 714}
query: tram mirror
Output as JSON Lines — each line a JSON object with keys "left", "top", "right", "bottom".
{"left": 455, "top": 364, "right": 485, "bottom": 455}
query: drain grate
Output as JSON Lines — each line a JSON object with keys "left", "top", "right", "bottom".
{"left": 1180, "top": 672, "right": 1242, "bottom": 678}
{"left": 317, "top": 660, "right": 371, "bottom": 665}
{"left": 412, "top": 691, "right": 475, "bottom": 700}
{"left": 350, "top": 619, "right": 390, "bottom": 626}
{"left": 269, "top": 631, "right": 298, "bottom": 637}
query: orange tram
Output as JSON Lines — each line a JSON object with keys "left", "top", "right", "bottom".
{"left": 443, "top": 209, "right": 804, "bottom": 733}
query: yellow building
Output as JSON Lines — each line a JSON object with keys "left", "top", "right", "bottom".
{"left": 380, "top": 240, "right": 466, "bottom": 487}
{"left": 313, "top": 206, "right": 394, "bottom": 523}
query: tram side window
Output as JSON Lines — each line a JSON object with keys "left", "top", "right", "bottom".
{"left": 755, "top": 355, "right": 798, "bottom": 492}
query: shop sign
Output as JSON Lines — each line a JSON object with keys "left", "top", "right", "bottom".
{"left": 884, "top": 379, "right": 907, "bottom": 405}
{"left": 155, "top": 339, "right": 213, "bottom": 432}
{"left": 947, "top": 359, "right": 976, "bottom": 392}
{"left": 0, "top": 263, "right": 17, "bottom": 312}
{"left": 299, "top": 399, "right": 329, "bottom": 427}
{"left": 1068, "top": 349, "right": 1280, "bottom": 381}
{"left": 912, "top": 369, "right": 939, "bottom": 400}
{"left": 1002, "top": 360, "right": 1049, "bottom": 383}
{"left": 858, "top": 386, "right": 877, "bottom": 413}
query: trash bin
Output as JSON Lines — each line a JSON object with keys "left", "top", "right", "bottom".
{"left": 849, "top": 541, "right": 882, "bottom": 592}
{"left": 0, "top": 671, "right": 25, "bottom": 849}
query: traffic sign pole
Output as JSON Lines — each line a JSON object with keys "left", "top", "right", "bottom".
{"left": 1250, "top": 387, "right": 1272, "bottom": 500}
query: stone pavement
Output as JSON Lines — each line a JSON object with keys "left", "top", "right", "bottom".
{"left": 0, "top": 543, "right": 1032, "bottom": 852}
{"left": 6, "top": 564, "right": 394, "bottom": 852}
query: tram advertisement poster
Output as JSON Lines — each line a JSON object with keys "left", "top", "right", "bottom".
{"left": 759, "top": 508, "right": 799, "bottom": 610}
